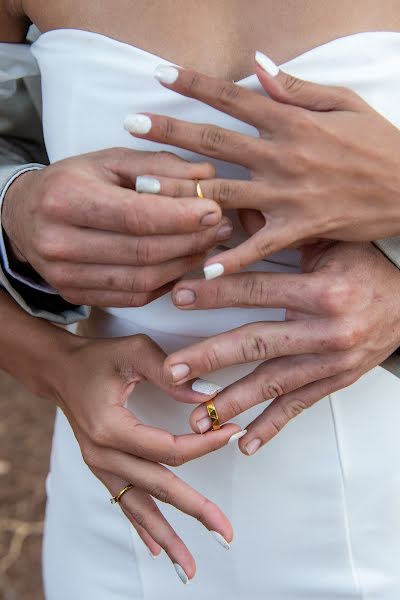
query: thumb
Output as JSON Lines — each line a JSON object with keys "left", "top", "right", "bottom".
{"left": 254, "top": 50, "right": 364, "bottom": 112}
{"left": 117, "top": 335, "right": 224, "bottom": 404}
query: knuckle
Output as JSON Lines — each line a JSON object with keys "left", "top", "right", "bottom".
{"left": 212, "top": 180, "right": 234, "bottom": 206}
{"left": 283, "top": 74, "right": 308, "bottom": 96}
{"left": 317, "top": 277, "right": 364, "bottom": 315}
{"left": 163, "top": 451, "right": 186, "bottom": 467}
{"left": 203, "top": 344, "right": 224, "bottom": 372}
{"left": 216, "top": 82, "right": 242, "bottom": 107}
{"left": 35, "top": 232, "right": 65, "bottom": 261}
{"left": 89, "top": 423, "right": 111, "bottom": 447}
{"left": 184, "top": 72, "right": 202, "bottom": 96}
{"left": 134, "top": 237, "right": 154, "bottom": 265}
{"left": 226, "top": 396, "right": 244, "bottom": 418}
{"left": 260, "top": 378, "right": 285, "bottom": 400}
{"left": 130, "top": 509, "right": 146, "bottom": 529}
{"left": 331, "top": 320, "right": 363, "bottom": 351}
{"left": 148, "top": 485, "right": 171, "bottom": 504}
{"left": 200, "top": 126, "right": 226, "bottom": 154}
{"left": 239, "top": 333, "right": 269, "bottom": 362}
{"left": 81, "top": 443, "right": 101, "bottom": 470}
{"left": 158, "top": 119, "right": 176, "bottom": 143}
{"left": 280, "top": 397, "right": 310, "bottom": 420}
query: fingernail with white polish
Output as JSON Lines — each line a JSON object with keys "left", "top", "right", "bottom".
{"left": 149, "top": 549, "right": 160, "bottom": 559}
{"left": 124, "top": 114, "right": 152, "bottom": 134}
{"left": 246, "top": 438, "right": 262, "bottom": 455}
{"left": 192, "top": 379, "right": 222, "bottom": 396}
{"left": 154, "top": 64, "right": 180, "bottom": 84}
{"left": 136, "top": 176, "right": 161, "bottom": 194}
{"left": 228, "top": 429, "right": 247, "bottom": 445}
{"left": 204, "top": 263, "right": 224, "bottom": 280}
{"left": 255, "top": 51, "right": 279, "bottom": 77}
{"left": 197, "top": 416, "right": 212, "bottom": 433}
{"left": 174, "top": 563, "right": 189, "bottom": 584}
{"left": 210, "top": 531, "right": 230, "bottom": 550}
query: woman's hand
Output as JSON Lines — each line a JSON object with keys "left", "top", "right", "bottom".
{"left": 48, "top": 332, "right": 242, "bottom": 582}
{"left": 2, "top": 148, "right": 232, "bottom": 304}
{"left": 162, "top": 241, "right": 400, "bottom": 455}
{"left": 124, "top": 58, "right": 400, "bottom": 276}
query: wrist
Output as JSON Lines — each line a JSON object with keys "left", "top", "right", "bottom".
{"left": 2, "top": 168, "right": 44, "bottom": 262}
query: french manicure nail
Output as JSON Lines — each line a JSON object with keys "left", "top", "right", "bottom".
{"left": 149, "top": 549, "right": 160, "bottom": 559}
{"left": 170, "top": 363, "right": 190, "bottom": 382}
{"left": 197, "top": 416, "right": 212, "bottom": 433}
{"left": 228, "top": 430, "right": 247, "bottom": 444}
{"left": 174, "top": 563, "right": 189, "bottom": 584}
{"left": 174, "top": 289, "right": 196, "bottom": 306}
{"left": 204, "top": 263, "right": 224, "bottom": 280}
{"left": 210, "top": 531, "right": 230, "bottom": 550}
{"left": 200, "top": 212, "right": 220, "bottom": 227}
{"left": 255, "top": 51, "right": 279, "bottom": 77}
{"left": 123, "top": 114, "right": 152, "bottom": 134}
{"left": 246, "top": 438, "right": 262, "bottom": 455}
{"left": 154, "top": 64, "right": 180, "bottom": 84}
{"left": 135, "top": 176, "right": 161, "bottom": 194}
{"left": 216, "top": 223, "right": 233, "bottom": 241}
{"left": 192, "top": 379, "right": 222, "bottom": 395}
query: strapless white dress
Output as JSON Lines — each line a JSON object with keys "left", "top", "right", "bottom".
{"left": 30, "top": 29, "right": 400, "bottom": 599}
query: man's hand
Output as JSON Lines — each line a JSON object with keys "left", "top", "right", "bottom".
{"left": 124, "top": 59, "right": 400, "bottom": 277}
{"left": 161, "top": 241, "right": 400, "bottom": 455}
{"left": 2, "top": 148, "right": 232, "bottom": 305}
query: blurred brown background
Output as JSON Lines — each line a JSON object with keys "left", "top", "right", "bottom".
{"left": 0, "top": 371, "right": 54, "bottom": 600}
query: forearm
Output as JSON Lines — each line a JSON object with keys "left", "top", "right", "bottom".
{"left": 0, "top": 289, "right": 79, "bottom": 399}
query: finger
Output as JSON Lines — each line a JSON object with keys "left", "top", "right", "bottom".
{"left": 60, "top": 283, "right": 174, "bottom": 307}
{"left": 254, "top": 51, "right": 366, "bottom": 112}
{"left": 189, "top": 352, "right": 348, "bottom": 432}
{"left": 163, "top": 319, "right": 340, "bottom": 385}
{"left": 124, "top": 113, "right": 265, "bottom": 169}
{"left": 125, "top": 511, "right": 162, "bottom": 558}
{"left": 101, "top": 449, "right": 233, "bottom": 556}
{"left": 121, "top": 490, "right": 195, "bottom": 579}
{"left": 50, "top": 253, "right": 206, "bottom": 293}
{"left": 137, "top": 175, "right": 280, "bottom": 213}
{"left": 55, "top": 184, "right": 223, "bottom": 235}
{"left": 237, "top": 370, "right": 358, "bottom": 454}
{"left": 40, "top": 218, "right": 233, "bottom": 265}
{"left": 98, "top": 146, "right": 215, "bottom": 188}
{"left": 202, "top": 224, "right": 305, "bottom": 278}
{"left": 172, "top": 272, "right": 332, "bottom": 315}
{"left": 151, "top": 65, "right": 287, "bottom": 132}
{"left": 107, "top": 407, "right": 242, "bottom": 466}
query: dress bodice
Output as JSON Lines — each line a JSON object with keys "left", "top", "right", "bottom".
{"left": 30, "top": 29, "right": 400, "bottom": 336}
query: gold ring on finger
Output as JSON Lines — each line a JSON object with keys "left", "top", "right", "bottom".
{"left": 110, "top": 484, "right": 134, "bottom": 505}
{"left": 194, "top": 179, "right": 204, "bottom": 199}
{"left": 206, "top": 400, "right": 220, "bottom": 430}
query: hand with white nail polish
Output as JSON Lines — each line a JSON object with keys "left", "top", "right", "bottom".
{"left": 163, "top": 241, "right": 400, "bottom": 455}
{"left": 52, "top": 331, "right": 243, "bottom": 582}
{"left": 124, "top": 54, "right": 400, "bottom": 279}
{"left": 3, "top": 147, "right": 233, "bottom": 308}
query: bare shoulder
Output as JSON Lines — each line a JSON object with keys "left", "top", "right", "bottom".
{"left": 0, "top": 0, "right": 30, "bottom": 41}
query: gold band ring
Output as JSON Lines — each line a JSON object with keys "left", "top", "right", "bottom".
{"left": 194, "top": 179, "right": 204, "bottom": 199}
{"left": 206, "top": 400, "right": 220, "bottom": 431}
{"left": 110, "top": 484, "right": 134, "bottom": 505}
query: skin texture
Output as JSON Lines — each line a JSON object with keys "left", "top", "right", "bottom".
{"left": 164, "top": 240, "right": 400, "bottom": 454}
{"left": 0, "top": 290, "right": 241, "bottom": 577}
{"left": 2, "top": 148, "right": 232, "bottom": 307}
{"left": 1, "top": 0, "right": 400, "bottom": 578}
{"left": 128, "top": 65, "right": 400, "bottom": 274}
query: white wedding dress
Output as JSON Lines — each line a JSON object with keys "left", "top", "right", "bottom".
{"left": 29, "top": 29, "right": 400, "bottom": 599}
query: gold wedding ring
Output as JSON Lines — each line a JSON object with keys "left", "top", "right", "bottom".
{"left": 206, "top": 400, "right": 220, "bottom": 431}
{"left": 194, "top": 179, "right": 204, "bottom": 199}
{"left": 110, "top": 484, "right": 134, "bottom": 505}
